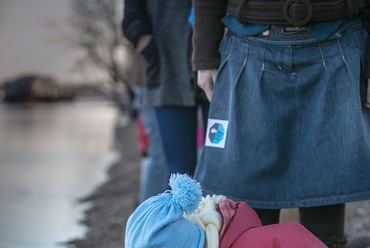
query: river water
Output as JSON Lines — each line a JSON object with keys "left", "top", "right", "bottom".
{"left": 0, "top": 98, "right": 120, "bottom": 248}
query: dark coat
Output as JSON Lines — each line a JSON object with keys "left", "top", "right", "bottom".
{"left": 123, "top": 0, "right": 197, "bottom": 107}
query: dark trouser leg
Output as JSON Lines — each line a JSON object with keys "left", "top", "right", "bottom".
{"left": 253, "top": 208, "right": 281, "bottom": 225}
{"left": 299, "top": 204, "right": 347, "bottom": 247}
{"left": 155, "top": 107, "right": 198, "bottom": 182}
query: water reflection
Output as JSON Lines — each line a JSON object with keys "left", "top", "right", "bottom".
{"left": 0, "top": 98, "right": 119, "bottom": 248}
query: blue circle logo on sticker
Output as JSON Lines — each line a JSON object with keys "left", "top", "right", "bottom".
{"left": 208, "top": 123, "right": 225, "bottom": 144}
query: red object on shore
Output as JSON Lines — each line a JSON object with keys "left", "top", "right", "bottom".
{"left": 136, "top": 114, "right": 149, "bottom": 156}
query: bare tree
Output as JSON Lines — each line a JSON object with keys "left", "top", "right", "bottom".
{"left": 67, "top": 0, "right": 134, "bottom": 98}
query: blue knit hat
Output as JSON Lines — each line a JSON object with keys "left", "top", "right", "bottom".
{"left": 125, "top": 174, "right": 205, "bottom": 248}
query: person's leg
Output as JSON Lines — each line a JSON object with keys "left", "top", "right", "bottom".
{"left": 253, "top": 208, "right": 281, "bottom": 225}
{"left": 139, "top": 105, "right": 167, "bottom": 202}
{"left": 136, "top": 86, "right": 167, "bottom": 202}
{"left": 155, "top": 106, "right": 198, "bottom": 181}
{"left": 299, "top": 204, "right": 346, "bottom": 247}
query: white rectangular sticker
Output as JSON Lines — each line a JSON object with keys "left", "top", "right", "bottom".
{"left": 205, "top": 118, "right": 229, "bottom": 148}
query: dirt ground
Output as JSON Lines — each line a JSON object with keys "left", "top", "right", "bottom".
{"left": 65, "top": 119, "right": 370, "bottom": 248}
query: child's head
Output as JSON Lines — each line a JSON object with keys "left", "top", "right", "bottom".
{"left": 125, "top": 174, "right": 205, "bottom": 248}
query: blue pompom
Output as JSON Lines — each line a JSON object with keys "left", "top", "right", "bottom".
{"left": 169, "top": 174, "right": 202, "bottom": 215}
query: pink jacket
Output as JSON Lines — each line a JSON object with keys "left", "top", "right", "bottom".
{"left": 219, "top": 199, "right": 327, "bottom": 248}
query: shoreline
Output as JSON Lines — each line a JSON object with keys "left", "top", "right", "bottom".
{"left": 65, "top": 119, "right": 141, "bottom": 248}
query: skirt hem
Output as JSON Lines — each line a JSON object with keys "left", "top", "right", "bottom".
{"left": 201, "top": 186, "right": 370, "bottom": 209}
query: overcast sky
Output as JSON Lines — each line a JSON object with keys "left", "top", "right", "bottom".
{"left": 0, "top": 0, "right": 83, "bottom": 83}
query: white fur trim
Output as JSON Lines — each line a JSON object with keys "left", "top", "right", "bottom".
{"left": 186, "top": 195, "right": 225, "bottom": 248}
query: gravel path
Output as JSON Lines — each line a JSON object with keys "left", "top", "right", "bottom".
{"left": 64, "top": 119, "right": 370, "bottom": 248}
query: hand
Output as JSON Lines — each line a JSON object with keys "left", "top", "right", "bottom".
{"left": 366, "top": 79, "right": 370, "bottom": 109}
{"left": 136, "top": 35, "right": 152, "bottom": 53}
{"left": 197, "top": 69, "right": 218, "bottom": 102}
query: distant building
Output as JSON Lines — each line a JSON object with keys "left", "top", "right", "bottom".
{"left": 0, "top": 74, "right": 75, "bottom": 102}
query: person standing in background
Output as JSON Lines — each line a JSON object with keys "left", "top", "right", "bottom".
{"left": 122, "top": 0, "right": 209, "bottom": 187}
{"left": 130, "top": 52, "right": 167, "bottom": 203}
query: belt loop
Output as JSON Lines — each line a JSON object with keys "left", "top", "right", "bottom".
{"left": 237, "top": 0, "right": 248, "bottom": 23}
{"left": 345, "top": 0, "right": 355, "bottom": 17}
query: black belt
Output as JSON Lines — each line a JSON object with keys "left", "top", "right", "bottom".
{"left": 227, "top": 0, "right": 368, "bottom": 26}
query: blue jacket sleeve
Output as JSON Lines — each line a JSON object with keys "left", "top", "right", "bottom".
{"left": 122, "top": 0, "right": 152, "bottom": 47}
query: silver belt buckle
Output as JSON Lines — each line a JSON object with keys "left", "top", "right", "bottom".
{"left": 281, "top": 26, "right": 307, "bottom": 34}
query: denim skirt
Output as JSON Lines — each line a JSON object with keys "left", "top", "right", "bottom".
{"left": 195, "top": 17, "right": 370, "bottom": 209}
